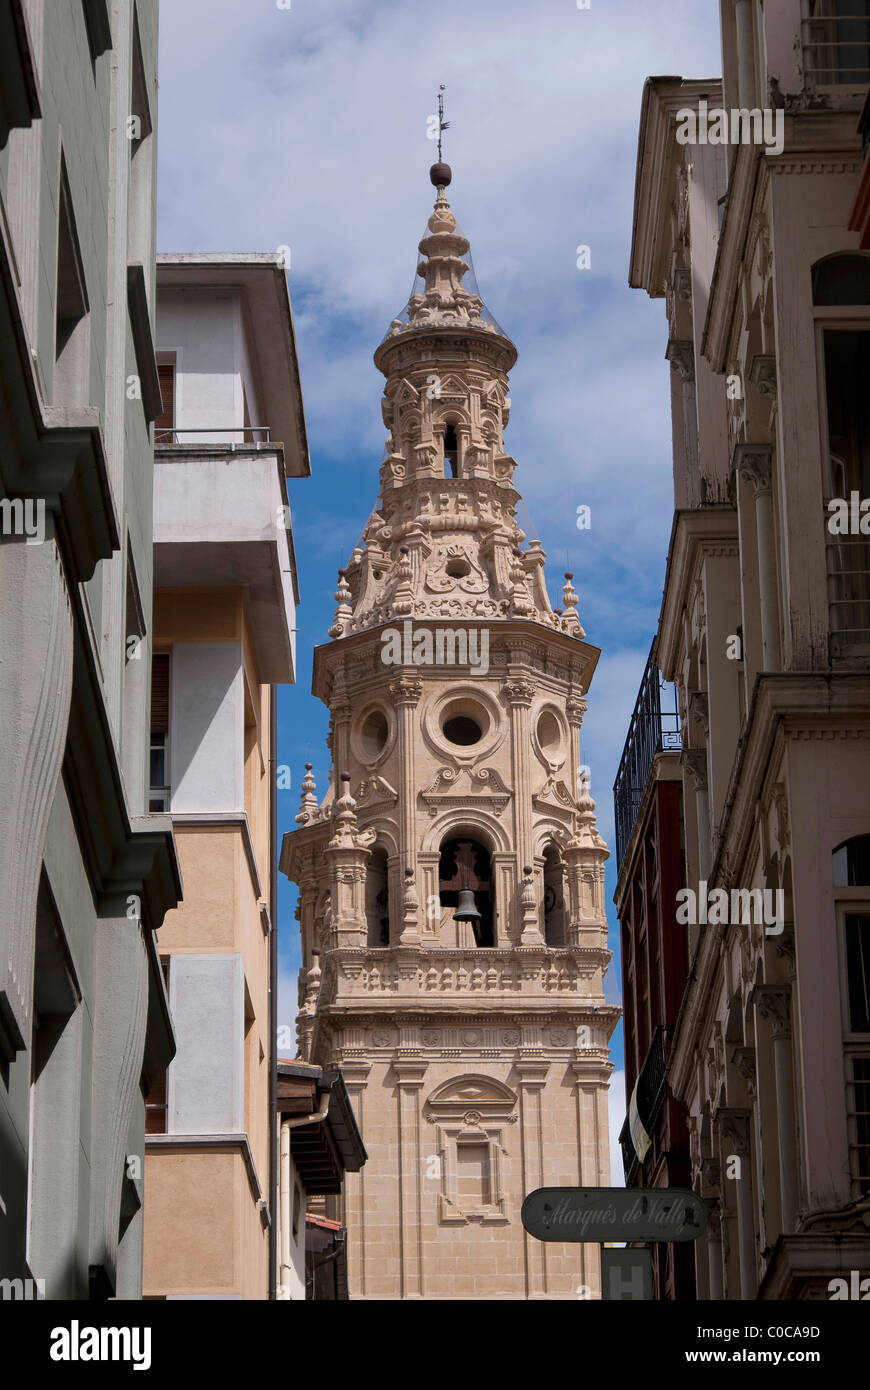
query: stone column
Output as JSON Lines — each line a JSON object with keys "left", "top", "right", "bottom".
{"left": 0, "top": 530, "right": 74, "bottom": 1063}
{"left": 390, "top": 677, "right": 423, "bottom": 945}
{"left": 394, "top": 1061, "right": 427, "bottom": 1299}
{"left": 417, "top": 851, "right": 441, "bottom": 944}
{"left": 717, "top": 1108, "right": 755, "bottom": 1299}
{"left": 666, "top": 339, "right": 699, "bottom": 494}
{"left": 571, "top": 1060, "right": 610, "bottom": 1297}
{"left": 516, "top": 1060, "right": 550, "bottom": 1298}
{"left": 490, "top": 852, "right": 517, "bottom": 946}
{"left": 705, "top": 1198, "right": 725, "bottom": 1301}
{"left": 504, "top": 675, "right": 541, "bottom": 944}
{"left": 324, "top": 775, "right": 370, "bottom": 949}
{"left": 754, "top": 986, "right": 798, "bottom": 1231}
{"left": 340, "top": 1060, "right": 371, "bottom": 1299}
{"left": 565, "top": 694, "right": 586, "bottom": 804}
{"left": 330, "top": 679, "right": 352, "bottom": 775}
{"left": 683, "top": 748, "right": 711, "bottom": 884}
{"left": 738, "top": 447, "right": 779, "bottom": 671}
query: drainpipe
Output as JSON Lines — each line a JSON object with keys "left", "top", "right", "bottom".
{"left": 269, "top": 684, "right": 278, "bottom": 1300}
{"left": 277, "top": 1090, "right": 332, "bottom": 1299}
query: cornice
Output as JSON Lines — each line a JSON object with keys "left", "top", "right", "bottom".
{"left": 629, "top": 76, "right": 724, "bottom": 295}
{"left": 657, "top": 506, "right": 740, "bottom": 677}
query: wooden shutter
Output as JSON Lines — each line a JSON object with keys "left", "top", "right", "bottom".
{"left": 151, "top": 653, "right": 169, "bottom": 734}
{"left": 155, "top": 364, "right": 175, "bottom": 439}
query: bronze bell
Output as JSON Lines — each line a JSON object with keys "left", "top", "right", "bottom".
{"left": 455, "top": 888, "right": 481, "bottom": 923}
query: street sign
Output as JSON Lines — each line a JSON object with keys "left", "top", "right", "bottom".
{"left": 521, "top": 1187, "right": 707, "bottom": 1243}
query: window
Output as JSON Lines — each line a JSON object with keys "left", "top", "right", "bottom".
{"left": 365, "top": 845, "right": 390, "bottom": 947}
{"left": 155, "top": 362, "right": 175, "bottom": 443}
{"left": 817, "top": 315, "right": 870, "bottom": 651}
{"left": 456, "top": 1142, "right": 491, "bottom": 1208}
{"left": 834, "top": 835, "right": 870, "bottom": 887}
{"left": 804, "top": 1, "right": 870, "bottom": 87}
{"left": 845, "top": 914, "right": 870, "bottom": 1032}
{"left": 443, "top": 424, "right": 458, "bottom": 478}
{"left": 835, "top": 836, "right": 870, "bottom": 1196}
{"left": 54, "top": 157, "right": 90, "bottom": 408}
{"left": 150, "top": 653, "right": 170, "bottom": 810}
{"left": 144, "top": 958, "right": 170, "bottom": 1134}
{"left": 438, "top": 839, "right": 494, "bottom": 948}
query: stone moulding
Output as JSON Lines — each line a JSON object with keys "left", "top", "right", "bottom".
{"left": 317, "top": 945, "right": 612, "bottom": 1004}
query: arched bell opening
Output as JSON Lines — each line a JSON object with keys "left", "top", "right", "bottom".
{"left": 443, "top": 423, "right": 459, "bottom": 478}
{"left": 542, "top": 845, "right": 566, "bottom": 947}
{"left": 438, "top": 838, "right": 493, "bottom": 947}
{"left": 365, "top": 844, "right": 390, "bottom": 946}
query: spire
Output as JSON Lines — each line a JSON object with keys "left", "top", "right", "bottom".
{"left": 379, "top": 167, "right": 511, "bottom": 348}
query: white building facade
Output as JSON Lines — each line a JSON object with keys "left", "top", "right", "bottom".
{"left": 629, "top": 0, "right": 870, "bottom": 1299}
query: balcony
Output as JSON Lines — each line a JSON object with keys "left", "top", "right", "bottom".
{"left": 803, "top": 5, "right": 870, "bottom": 89}
{"left": 613, "top": 643, "right": 682, "bottom": 871}
{"left": 153, "top": 440, "right": 298, "bottom": 683}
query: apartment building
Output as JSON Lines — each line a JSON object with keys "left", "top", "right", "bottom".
{"left": 612, "top": 652, "right": 695, "bottom": 1300}
{"left": 0, "top": 1, "right": 180, "bottom": 1299}
{"left": 276, "top": 1059, "right": 367, "bottom": 1300}
{"left": 141, "top": 254, "right": 309, "bottom": 1300}
{"left": 621, "top": 0, "right": 870, "bottom": 1299}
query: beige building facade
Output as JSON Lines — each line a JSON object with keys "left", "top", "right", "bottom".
{"left": 142, "top": 256, "right": 309, "bottom": 1299}
{"left": 281, "top": 166, "right": 618, "bottom": 1300}
{"left": 628, "top": 0, "right": 870, "bottom": 1298}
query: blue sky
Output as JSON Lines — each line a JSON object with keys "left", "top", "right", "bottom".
{"left": 156, "top": 0, "right": 723, "bottom": 1178}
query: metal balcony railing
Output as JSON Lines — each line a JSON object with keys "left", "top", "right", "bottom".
{"left": 827, "top": 532, "right": 870, "bottom": 652}
{"left": 803, "top": 4, "right": 870, "bottom": 87}
{"left": 613, "top": 642, "right": 682, "bottom": 871}
{"left": 155, "top": 425, "right": 272, "bottom": 445}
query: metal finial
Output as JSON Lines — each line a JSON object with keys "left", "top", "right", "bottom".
{"left": 437, "top": 84, "right": 449, "bottom": 163}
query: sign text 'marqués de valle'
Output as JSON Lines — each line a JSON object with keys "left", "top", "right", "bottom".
{"left": 521, "top": 1188, "right": 708, "bottom": 1244}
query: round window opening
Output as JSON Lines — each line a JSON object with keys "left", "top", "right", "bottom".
{"left": 360, "top": 709, "right": 389, "bottom": 758}
{"left": 443, "top": 715, "right": 482, "bottom": 746}
{"left": 440, "top": 697, "right": 489, "bottom": 748}
{"left": 445, "top": 557, "right": 471, "bottom": 579}
{"left": 537, "top": 710, "right": 563, "bottom": 758}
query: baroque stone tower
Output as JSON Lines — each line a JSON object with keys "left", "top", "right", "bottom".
{"left": 280, "top": 163, "right": 618, "bottom": 1300}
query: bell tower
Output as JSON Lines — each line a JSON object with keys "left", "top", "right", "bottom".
{"left": 280, "top": 160, "right": 618, "bottom": 1300}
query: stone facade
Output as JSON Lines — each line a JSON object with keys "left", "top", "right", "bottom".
{"left": 627, "top": 0, "right": 870, "bottom": 1299}
{"left": 0, "top": 1, "right": 179, "bottom": 1299}
{"left": 281, "top": 169, "right": 618, "bottom": 1299}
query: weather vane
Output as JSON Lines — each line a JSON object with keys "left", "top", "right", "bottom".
{"left": 437, "top": 84, "right": 449, "bottom": 163}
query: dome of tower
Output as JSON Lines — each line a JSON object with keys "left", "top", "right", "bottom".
{"left": 379, "top": 174, "right": 513, "bottom": 352}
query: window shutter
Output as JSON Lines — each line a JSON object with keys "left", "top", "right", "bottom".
{"left": 151, "top": 653, "right": 169, "bottom": 734}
